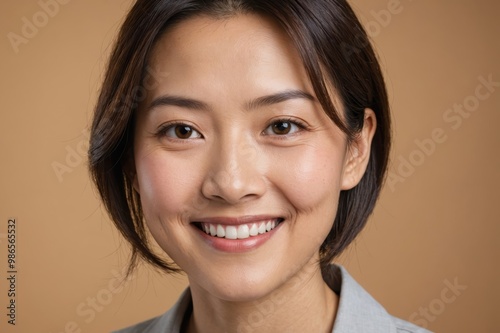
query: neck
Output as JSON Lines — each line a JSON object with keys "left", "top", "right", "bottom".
{"left": 185, "top": 263, "right": 338, "bottom": 333}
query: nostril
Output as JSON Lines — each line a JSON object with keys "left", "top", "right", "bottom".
{"left": 200, "top": 165, "right": 267, "bottom": 204}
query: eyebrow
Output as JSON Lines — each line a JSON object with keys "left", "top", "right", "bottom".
{"left": 147, "top": 95, "right": 210, "bottom": 112}
{"left": 245, "top": 89, "right": 316, "bottom": 110}
{"left": 146, "top": 89, "right": 316, "bottom": 113}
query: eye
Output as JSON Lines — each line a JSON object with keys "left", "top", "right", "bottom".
{"left": 159, "top": 123, "right": 202, "bottom": 140}
{"left": 264, "top": 119, "right": 303, "bottom": 136}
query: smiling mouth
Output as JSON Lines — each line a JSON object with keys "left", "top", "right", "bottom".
{"left": 194, "top": 218, "right": 284, "bottom": 240}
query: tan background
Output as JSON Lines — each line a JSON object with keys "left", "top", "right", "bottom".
{"left": 0, "top": 0, "right": 499, "bottom": 332}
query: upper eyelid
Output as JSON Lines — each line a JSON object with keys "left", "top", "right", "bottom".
{"left": 156, "top": 121, "right": 200, "bottom": 133}
{"left": 261, "top": 118, "right": 309, "bottom": 138}
{"left": 154, "top": 117, "right": 308, "bottom": 137}
{"left": 265, "top": 118, "right": 308, "bottom": 130}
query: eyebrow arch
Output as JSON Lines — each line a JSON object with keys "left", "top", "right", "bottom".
{"left": 245, "top": 89, "right": 316, "bottom": 110}
{"left": 146, "top": 89, "right": 316, "bottom": 113}
{"left": 147, "top": 95, "right": 211, "bottom": 112}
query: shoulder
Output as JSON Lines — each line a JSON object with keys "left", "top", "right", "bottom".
{"left": 392, "top": 316, "right": 432, "bottom": 333}
{"left": 112, "top": 289, "right": 192, "bottom": 333}
{"left": 112, "top": 316, "right": 160, "bottom": 333}
{"left": 391, "top": 316, "right": 432, "bottom": 333}
{"left": 326, "top": 265, "right": 433, "bottom": 333}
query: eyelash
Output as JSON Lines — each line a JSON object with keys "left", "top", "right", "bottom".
{"left": 263, "top": 118, "right": 308, "bottom": 137}
{"left": 155, "top": 121, "right": 203, "bottom": 141}
{"left": 155, "top": 118, "right": 309, "bottom": 140}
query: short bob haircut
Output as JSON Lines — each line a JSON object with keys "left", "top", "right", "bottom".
{"left": 89, "top": 0, "right": 391, "bottom": 276}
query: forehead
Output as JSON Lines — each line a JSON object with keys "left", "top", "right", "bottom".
{"left": 147, "top": 14, "right": 313, "bottom": 98}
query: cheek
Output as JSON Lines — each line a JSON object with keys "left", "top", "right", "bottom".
{"left": 134, "top": 147, "right": 200, "bottom": 220}
{"left": 270, "top": 144, "right": 345, "bottom": 213}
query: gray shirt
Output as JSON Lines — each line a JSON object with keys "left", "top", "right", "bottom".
{"left": 113, "top": 265, "right": 432, "bottom": 332}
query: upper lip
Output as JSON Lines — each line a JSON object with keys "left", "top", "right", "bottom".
{"left": 192, "top": 215, "right": 283, "bottom": 225}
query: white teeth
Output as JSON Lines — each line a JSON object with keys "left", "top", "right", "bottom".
{"left": 210, "top": 224, "right": 217, "bottom": 237}
{"left": 237, "top": 225, "right": 250, "bottom": 239}
{"left": 249, "top": 223, "right": 259, "bottom": 236}
{"left": 217, "top": 225, "right": 225, "bottom": 238}
{"left": 201, "top": 220, "right": 281, "bottom": 239}
{"left": 225, "top": 226, "right": 238, "bottom": 240}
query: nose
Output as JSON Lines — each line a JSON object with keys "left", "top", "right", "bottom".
{"left": 201, "top": 138, "right": 267, "bottom": 205}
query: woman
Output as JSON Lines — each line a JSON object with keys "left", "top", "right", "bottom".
{"left": 89, "top": 0, "right": 431, "bottom": 332}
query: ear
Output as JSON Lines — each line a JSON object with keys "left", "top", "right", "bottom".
{"left": 341, "top": 109, "right": 377, "bottom": 190}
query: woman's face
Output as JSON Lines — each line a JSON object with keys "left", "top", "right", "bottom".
{"left": 133, "top": 14, "right": 365, "bottom": 301}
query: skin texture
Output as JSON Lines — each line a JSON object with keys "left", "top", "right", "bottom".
{"left": 132, "top": 14, "right": 376, "bottom": 333}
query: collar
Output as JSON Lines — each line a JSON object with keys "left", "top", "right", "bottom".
{"left": 327, "top": 265, "right": 398, "bottom": 333}
{"left": 116, "top": 265, "right": 421, "bottom": 332}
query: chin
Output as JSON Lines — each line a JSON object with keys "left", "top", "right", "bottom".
{"left": 188, "top": 264, "right": 285, "bottom": 303}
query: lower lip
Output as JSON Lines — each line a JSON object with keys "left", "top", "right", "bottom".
{"left": 194, "top": 222, "right": 282, "bottom": 253}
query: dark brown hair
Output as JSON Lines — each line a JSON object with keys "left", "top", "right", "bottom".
{"left": 89, "top": 0, "right": 391, "bottom": 276}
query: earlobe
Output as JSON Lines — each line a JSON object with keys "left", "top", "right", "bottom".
{"left": 341, "top": 109, "right": 377, "bottom": 190}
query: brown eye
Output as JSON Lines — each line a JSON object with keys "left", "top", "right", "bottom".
{"left": 264, "top": 120, "right": 302, "bottom": 136}
{"left": 175, "top": 125, "right": 194, "bottom": 139}
{"left": 272, "top": 121, "right": 292, "bottom": 135}
{"left": 161, "top": 124, "right": 202, "bottom": 140}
